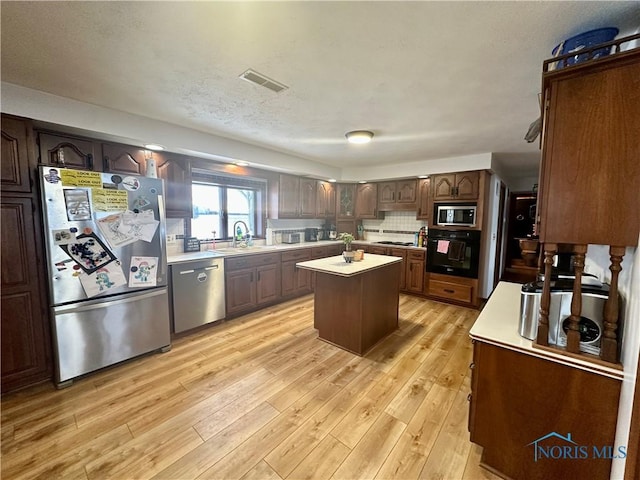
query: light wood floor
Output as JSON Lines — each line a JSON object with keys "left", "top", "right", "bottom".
{"left": 1, "top": 294, "right": 500, "bottom": 480}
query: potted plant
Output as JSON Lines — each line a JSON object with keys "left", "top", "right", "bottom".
{"left": 339, "top": 233, "right": 355, "bottom": 263}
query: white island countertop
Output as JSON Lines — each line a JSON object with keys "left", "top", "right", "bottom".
{"left": 471, "top": 281, "right": 623, "bottom": 380}
{"left": 296, "top": 253, "right": 402, "bottom": 277}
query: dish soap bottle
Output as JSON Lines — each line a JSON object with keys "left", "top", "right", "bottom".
{"left": 236, "top": 225, "right": 243, "bottom": 241}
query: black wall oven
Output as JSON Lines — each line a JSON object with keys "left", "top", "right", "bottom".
{"left": 426, "top": 228, "right": 481, "bottom": 279}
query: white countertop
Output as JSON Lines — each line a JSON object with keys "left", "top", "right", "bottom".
{"left": 167, "top": 240, "right": 344, "bottom": 265}
{"left": 471, "top": 282, "right": 623, "bottom": 380}
{"left": 167, "top": 251, "right": 225, "bottom": 264}
{"left": 296, "top": 253, "right": 402, "bottom": 277}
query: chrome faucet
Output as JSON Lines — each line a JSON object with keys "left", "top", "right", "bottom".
{"left": 232, "top": 220, "right": 249, "bottom": 248}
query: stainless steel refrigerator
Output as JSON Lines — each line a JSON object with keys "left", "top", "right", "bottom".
{"left": 40, "top": 166, "right": 171, "bottom": 387}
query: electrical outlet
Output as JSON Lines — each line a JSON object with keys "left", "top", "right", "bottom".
{"left": 166, "top": 234, "right": 175, "bottom": 243}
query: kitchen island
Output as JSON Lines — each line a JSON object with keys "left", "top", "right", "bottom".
{"left": 296, "top": 253, "right": 402, "bottom": 355}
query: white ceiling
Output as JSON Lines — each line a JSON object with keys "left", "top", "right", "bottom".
{"left": 2, "top": 1, "right": 639, "bottom": 181}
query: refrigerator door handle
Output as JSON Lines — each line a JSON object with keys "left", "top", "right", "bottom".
{"left": 54, "top": 288, "right": 167, "bottom": 315}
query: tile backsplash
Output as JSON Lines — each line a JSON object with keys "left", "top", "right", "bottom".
{"left": 166, "top": 218, "right": 186, "bottom": 255}
{"left": 165, "top": 212, "right": 427, "bottom": 254}
{"left": 362, "top": 212, "right": 427, "bottom": 244}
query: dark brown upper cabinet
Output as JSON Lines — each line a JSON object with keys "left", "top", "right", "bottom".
{"left": 432, "top": 172, "right": 479, "bottom": 201}
{"left": 102, "top": 143, "right": 148, "bottom": 175}
{"left": 277, "top": 174, "right": 317, "bottom": 219}
{"left": 37, "top": 132, "right": 100, "bottom": 171}
{"left": 157, "top": 154, "right": 192, "bottom": 218}
{"left": 416, "top": 178, "right": 431, "bottom": 220}
{"left": 316, "top": 180, "right": 336, "bottom": 218}
{"left": 1, "top": 115, "right": 36, "bottom": 193}
{"left": 355, "top": 183, "right": 379, "bottom": 219}
{"left": 377, "top": 179, "right": 417, "bottom": 211}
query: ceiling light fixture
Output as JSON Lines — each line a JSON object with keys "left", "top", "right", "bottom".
{"left": 345, "top": 130, "right": 374, "bottom": 144}
{"left": 144, "top": 144, "right": 165, "bottom": 151}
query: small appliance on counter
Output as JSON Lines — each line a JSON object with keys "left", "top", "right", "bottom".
{"left": 305, "top": 228, "right": 319, "bottom": 242}
{"left": 282, "top": 232, "right": 301, "bottom": 244}
{"left": 519, "top": 274, "right": 616, "bottom": 356}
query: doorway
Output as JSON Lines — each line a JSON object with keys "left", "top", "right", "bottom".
{"left": 501, "top": 191, "right": 538, "bottom": 283}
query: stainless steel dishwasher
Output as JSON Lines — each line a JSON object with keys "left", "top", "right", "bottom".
{"left": 170, "top": 257, "right": 226, "bottom": 333}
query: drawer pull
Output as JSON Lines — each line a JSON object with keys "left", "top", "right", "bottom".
{"left": 444, "top": 288, "right": 455, "bottom": 294}
{"left": 469, "top": 362, "right": 475, "bottom": 370}
{"left": 467, "top": 393, "right": 472, "bottom": 402}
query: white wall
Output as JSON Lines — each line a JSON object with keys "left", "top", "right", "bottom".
{"left": 506, "top": 175, "right": 539, "bottom": 193}
{"left": 602, "top": 239, "right": 639, "bottom": 479}
{"left": 479, "top": 173, "right": 503, "bottom": 298}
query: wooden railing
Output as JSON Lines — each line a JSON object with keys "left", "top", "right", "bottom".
{"left": 543, "top": 32, "right": 640, "bottom": 73}
{"left": 535, "top": 243, "right": 625, "bottom": 365}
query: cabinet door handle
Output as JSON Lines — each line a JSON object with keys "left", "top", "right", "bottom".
{"left": 57, "top": 148, "right": 65, "bottom": 166}
{"left": 444, "top": 288, "right": 455, "bottom": 294}
{"left": 250, "top": 272, "right": 254, "bottom": 282}
{"left": 257, "top": 271, "right": 261, "bottom": 281}
{"left": 104, "top": 156, "right": 110, "bottom": 171}
{"left": 87, "top": 153, "right": 94, "bottom": 170}
{"left": 467, "top": 393, "right": 472, "bottom": 402}
{"left": 398, "top": 192, "right": 402, "bottom": 200}
{"left": 469, "top": 362, "right": 475, "bottom": 370}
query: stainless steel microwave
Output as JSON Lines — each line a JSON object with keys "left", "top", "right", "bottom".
{"left": 435, "top": 205, "right": 477, "bottom": 227}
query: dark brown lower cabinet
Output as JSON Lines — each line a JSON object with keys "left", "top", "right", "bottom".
{"left": 1, "top": 197, "right": 52, "bottom": 392}
{"left": 281, "top": 249, "right": 311, "bottom": 298}
{"left": 469, "top": 340, "right": 621, "bottom": 480}
{"left": 405, "top": 250, "right": 425, "bottom": 293}
{"left": 225, "top": 253, "right": 280, "bottom": 317}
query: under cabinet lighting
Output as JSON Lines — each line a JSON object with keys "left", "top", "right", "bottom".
{"left": 418, "top": 175, "right": 429, "bottom": 179}
{"left": 328, "top": 178, "right": 337, "bottom": 183}
{"left": 234, "top": 161, "right": 250, "bottom": 166}
{"left": 358, "top": 180, "right": 367, "bottom": 183}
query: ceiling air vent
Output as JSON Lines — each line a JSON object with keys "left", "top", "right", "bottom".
{"left": 239, "top": 69, "right": 288, "bottom": 93}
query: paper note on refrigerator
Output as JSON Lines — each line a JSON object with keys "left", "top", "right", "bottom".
{"left": 96, "top": 214, "right": 137, "bottom": 248}
{"left": 92, "top": 189, "right": 129, "bottom": 212}
{"left": 78, "top": 261, "right": 127, "bottom": 297}
{"left": 129, "top": 256, "right": 158, "bottom": 287}
{"left": 117, "top": 210, "right": 159, "bottom": 243}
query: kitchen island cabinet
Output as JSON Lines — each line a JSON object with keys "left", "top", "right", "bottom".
{"left": 296, "top": 254, "right": 401, "bottom": 355}
{"left": 469, "top": 282, "right": 622, "bottom": 480}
